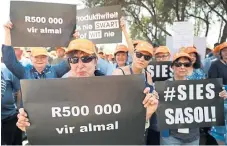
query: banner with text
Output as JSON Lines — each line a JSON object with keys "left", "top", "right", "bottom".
{"left": 146, "top": 61, "right": 173, "bottom": 82}
{"left": 21, "top": 75, "right": 146, "bottom": 145}
{"left": 10, "top": 1, "right": 77, "bottom": 47}
{"left": 76, "top": 5, "right": 122, "bottom": 44}
{"left": 155, "top": 78, "right": 224, "bottom": 130}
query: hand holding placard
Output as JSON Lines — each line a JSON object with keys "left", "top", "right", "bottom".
{"left": 143, "top": 88, "right": 159, "bottom": 120}
{"left": 3, "top": 21, "right": 13, "bottom": 46}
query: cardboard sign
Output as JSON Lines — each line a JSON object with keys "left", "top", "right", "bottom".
{"left": 21, "top": 75, "right": 146, "bottom": 145}
{"left": 10, "top": 1, "right": 77, "bottom": 47}
{"left": 146, "top": 61, "right": 173, "bottom": 82}
{"left": 155, "top": 78, "right": 224, "bottom": 130}
{"left": 76, "top": 5, "right": 122, "bottom": 44}
{"left": 172, "top": 22, "right": 194, "bottom": 54}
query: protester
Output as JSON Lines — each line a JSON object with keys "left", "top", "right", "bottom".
{"left": 16, "top": 39, "right": 159, "bottom": 135}
{"left": 102, "top": 44, "right": 129, "bottom": 75}
{"left": 203, "top": 44, "right": 220, "bottom": 76}
{"left": 206, "top": 44, "right": 213, "bottom": 58}
{"left": 51, "top": 47, "right": 66, "bottom": 65}
{"left": 2, "top": 21, "right": 70, "bottom": 80}
{"left": 183, "top": 47, "right": 206, "bottom": 80}
{"left": 154, "top": 46, "right": 171, "bottom": 62}
{"left": 160, "top": 52, "right": 227, "bottom": 145}
{"left": 114, "top": 45, "right": 128, "bottom": 67}
{"left": 98, "top": 49, "right": 105, "bottom": 59}
{"left": 62, "top": 39, "right": 104, "bottom": 78}
{"left": 208, "top": 41, "right": 227, "bottom": 145}
{"left": 1, "top": 62, "right": 22, "bottom": 145}
{"left": 112, "top": 42, "right": 153, "bottom": 79}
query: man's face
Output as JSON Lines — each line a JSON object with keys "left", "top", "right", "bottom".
{"left": 155, "top": 53, "right": 170, "bottom": 62}
{"left": 56, "top": 49, "right": 65, "bottom": 58}
{"left": 31, "top": 55, "right": 48, "bottom": 69}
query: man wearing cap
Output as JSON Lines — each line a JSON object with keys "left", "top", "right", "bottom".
{"left": 154, "top": 46, "right": 171, "bottom": 62}
{"left": 208, "top": 42, "right": 227, "bottom": 145}
{"left": 51, "top": 47, "right": 66, "bottom": 65}
{"left": 2, "top": 22, "right": 70, "bottom": 80}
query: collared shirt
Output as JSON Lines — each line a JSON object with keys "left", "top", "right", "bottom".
{"left": 31, "top": 65, "right": 51, "bottom": 79}
{"left": 2, "top": 45, "right": 70, "bottom": 80}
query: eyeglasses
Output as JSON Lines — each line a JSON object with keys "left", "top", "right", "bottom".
{"left": 135, "top": 52, "right": 152, "bottom": 61}
{"left": 68, "top": 56, "right": 96, "bottom": 64}
{"left": 174, "top": 62, "right": 192, "bottom": 67}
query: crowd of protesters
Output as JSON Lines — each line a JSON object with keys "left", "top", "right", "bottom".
{"left": 1, "top": 17, "right": 227, "bottom": 146}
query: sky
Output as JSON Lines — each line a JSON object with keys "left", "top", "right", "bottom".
{"left": 0, "top": 0, "right": 223, "bottom": 53}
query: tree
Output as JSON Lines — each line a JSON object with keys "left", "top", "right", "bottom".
{"left": 83, "top": 0, "right": 227, "bottom": 44}
{"left": 203, "top": 0, "right": 227, "bottom": 42}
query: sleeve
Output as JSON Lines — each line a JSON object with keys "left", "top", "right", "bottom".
{"left": 2, "top": 45, "right": 25, "bottom": 79}
{"left": 97, "top": 58, "right": 111, "bottom": 75}
{"left": 52, "top": 60, "right": 70, "bottom": 78}
{"left": 10, "top": 72, "right": 20, "bottom": 93}
{"left": 208, "top": 62, "right": 218, "bottom": 78}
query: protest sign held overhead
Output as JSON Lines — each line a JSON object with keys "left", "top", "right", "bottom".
{"left": 10, "top": 1, "right": 77, "bottom": 47}
{"left": 76, "top": 5, "right": 122, "bottom": 44}
{"left": 155, "top": 78, "right": 224, "bottom": 130}
{"left": 20, "top": 75, "right": 146, "bottom": 145}
{"left": 146, "top": 61, "right": 173, "bottom": 82}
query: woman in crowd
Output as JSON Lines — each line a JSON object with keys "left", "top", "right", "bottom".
{"left": 160, "top": 51, "right": 227, "bottom": 145}
{"left": 208, "top": 42, "right": 227, "bottom": 145}
{"left": 105, "top": 44, "right": 129, "bottom": 75}
{"left": 16, "top": 38, "right": 159, "bottom": 138}
{"left": 183, "top": 47, "right": 206, "bottom": 80}
{"left": 2, "top": 22, "right": 71, "bottom": 80}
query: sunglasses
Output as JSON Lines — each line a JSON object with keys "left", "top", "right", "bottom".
{"left": 174, "top": 62, "right": 192, "bottom": 67}
{"left": 135, "top": 52, "right": 152, "bottom": 61}
{"left": 68, "top": 56, "right": 96, "bottom": 64}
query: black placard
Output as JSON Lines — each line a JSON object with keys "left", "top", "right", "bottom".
{"left": 20, "top": 75, "right": 146, "bottom": 145}
{"left": 155, "top": 78, "right": 224, "bottom": 130}
{"left": 76, "top": 5, "right": 122, "bottom": 44}
{"left": 146, "top": 61, "right": 173, "bottom": 82}
{"left": 10, "top": 1, "right": 77, "bottom": 47}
